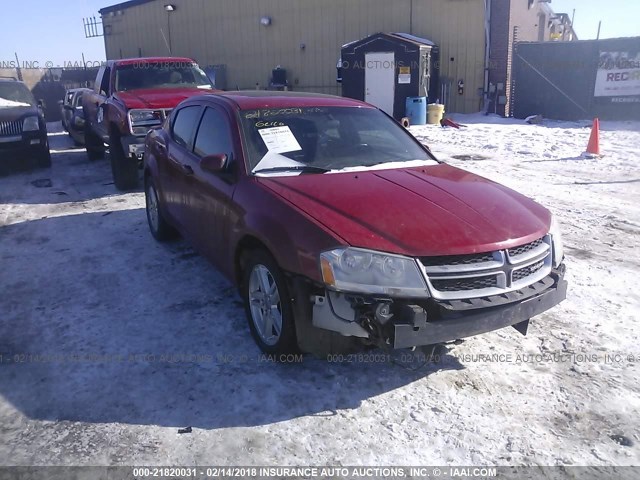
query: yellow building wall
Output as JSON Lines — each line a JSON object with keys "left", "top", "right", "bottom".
{"left": 102, "top": 0, "right": 487, "bottom": 113}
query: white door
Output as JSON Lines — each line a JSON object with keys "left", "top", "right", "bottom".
{"left": 365, "top": 52, "right": 395, "bottom": 115}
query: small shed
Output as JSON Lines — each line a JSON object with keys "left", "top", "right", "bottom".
{"left": 340, "top": 32, "right": 439, "bottom": 119}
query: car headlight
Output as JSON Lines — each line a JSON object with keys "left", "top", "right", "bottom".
{"left": 549, "top": 215, "right": 564, "bottom": 268}
{"left": 128, "top": 109, "right": 163, "bottom": 135}
{"left": 23, "top": 116, "right": 40, "bottom": 132}
{"left": 320, "top": 247, "right": 428, "bottom": 296}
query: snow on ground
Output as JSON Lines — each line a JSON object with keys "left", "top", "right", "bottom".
{"left": 0, "top": 116, "right": 639, "bottom": 467}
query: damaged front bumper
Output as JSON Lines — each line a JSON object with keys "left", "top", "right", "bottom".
{"left": 311, "top": 266, "right": 567, "bottom": 349}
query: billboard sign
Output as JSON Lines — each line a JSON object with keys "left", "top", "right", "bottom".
{"left": 594, "top": 51, "right": 640, "bottom": 100}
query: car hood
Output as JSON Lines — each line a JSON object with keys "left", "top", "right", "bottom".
{"left": 258, "top": 164, "right": 551, "bottom": 257}
{"left": 114, "top": 88, "right": 213, "bottom": 109}
{"left": 0, "top": 105, "right": 38, "bottom": 122}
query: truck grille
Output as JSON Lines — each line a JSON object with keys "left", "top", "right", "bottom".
{"left": 0, "top": 120, "right": 23, "bottom": 136}
{"left": 420, "top": 236, "right": 553, "bottom": 300}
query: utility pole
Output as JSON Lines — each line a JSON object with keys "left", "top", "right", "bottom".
{"left": 409, "top": 0, "right": 414, "bottom": 35}
{"left": 597, "top": 20, "right": 602, "bottom": 40}
{"left": 14, "top": 52, "right": 23, "bottom": 81}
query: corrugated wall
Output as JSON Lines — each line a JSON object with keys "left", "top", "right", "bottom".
{"left": 102, "top": 0, "right": 486, "bottom": 113}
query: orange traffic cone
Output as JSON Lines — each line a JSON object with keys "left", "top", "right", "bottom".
{"left": 585, "top": 118, "right": 601, "bottom": 157}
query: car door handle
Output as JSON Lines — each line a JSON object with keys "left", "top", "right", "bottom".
{"left": 181, "top": 164, "right": 194, "bottom": 175}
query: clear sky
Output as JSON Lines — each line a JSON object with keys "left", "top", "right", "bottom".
{"left": 0, "top": 0, "right": 108, "bottom": 68}
{"left": 550, "top": 0, "right": 639, "bottom": 40}
{"left": 0, "top": 0, "right": 639, "bottom": 68}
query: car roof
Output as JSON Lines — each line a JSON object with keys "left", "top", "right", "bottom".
{"left": 0, "top": 78, "right": 25, "bottom": 85}
{"left": 112, "top": 57, "right": 196, "bottom": 66}
{"left": 198, "top": 90, "right": 373, "bottom": 110}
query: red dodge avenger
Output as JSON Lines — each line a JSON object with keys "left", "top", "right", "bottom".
{"left": 143, "top": 91, "right": 567, "bottom": 356}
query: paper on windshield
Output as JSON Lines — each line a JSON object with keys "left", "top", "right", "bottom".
{"left": 251, "top": 151, "right": 306, "bottom": 174}
{"left": 258, "top": 126, "right": 302, "bottom": 154}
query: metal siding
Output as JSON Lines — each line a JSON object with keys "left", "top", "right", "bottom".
{"left": 102, "top": 0, "right": 486, "bottom": 112}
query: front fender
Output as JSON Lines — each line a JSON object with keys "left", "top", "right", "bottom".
{"left": 230, "top": 179, "right": 345, "bottom": 285}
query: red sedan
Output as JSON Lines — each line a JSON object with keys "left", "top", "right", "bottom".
{"left": 143, "top": 91, "right": 567, "bottom": 357}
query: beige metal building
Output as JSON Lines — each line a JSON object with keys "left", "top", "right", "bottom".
{"left": 98, "top": 0, "right": 574, "bottom": 114}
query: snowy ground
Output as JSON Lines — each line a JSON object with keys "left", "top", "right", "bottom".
{"left": 0, "top": 116, "right": 639, "bottom": 467}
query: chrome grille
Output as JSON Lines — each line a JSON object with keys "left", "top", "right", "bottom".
{"left": 0, "top": 120, "right": 23, "bottom": 136}
{"left": 152, "top": 109, "right": 172, "bottom": 121}
{"left": 129, "top": 109, "right": 173, "bottom": 136}
{"left": 421, "top": 252, "right": 494, "bottom": 267}
{"left": 420, "top": 236, "right": 553, "bottom": 300}
{"left": 508, "top": 238, "right": 544, "bottom": 258}
{"left": 513, "top": 260, "right": 545, "bottom": 282}
{"left": 432, "top": 276, "right": 499, "bottom": 292}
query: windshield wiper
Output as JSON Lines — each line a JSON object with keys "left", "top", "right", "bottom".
{"left": 253, "top": 165, "right": 330, "bottom": 175}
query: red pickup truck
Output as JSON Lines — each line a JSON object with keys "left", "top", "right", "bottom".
{"left": 82, "top": 57, "right": 214, "bottom": 190}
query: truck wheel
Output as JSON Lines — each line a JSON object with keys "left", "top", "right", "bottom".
{"left": 109, "top": 131, "right": 139, "bottom": 191}
{"left": 242, "top": 249, "right": 298, "bottom": 356}
{"left": 85, "top": 127, "right": 105, "bottom": 160}
{"left": 145, "top": 176, "right": 176, "bottom": 241}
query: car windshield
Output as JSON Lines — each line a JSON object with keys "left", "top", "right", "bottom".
{"left": 240, "top": 106, "right": 437, "bottom": 175}
{"left": 0, "top": 82, "right": 36, "bottom": 107}
{"left": 115, "top": 62, "right": 212, "bottom": 91}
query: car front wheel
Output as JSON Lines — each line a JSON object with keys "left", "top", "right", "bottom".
{"left": 85, "top": 127, "right": 105, "bottom": 160}
{"left": 145, "top": 176, "right": 176, "bottom": 241}
{"left": 109, "top": 131, "right": 139, "bottom": 191}
{"left": 242, "top": 249, "right": 298, "bottom": 356}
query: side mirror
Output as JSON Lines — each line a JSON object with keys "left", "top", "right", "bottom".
{"left": 200, "top": 153, "right": 228, "bottom": 173}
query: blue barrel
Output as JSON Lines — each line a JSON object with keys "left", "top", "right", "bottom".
{"left": 405, "top": 96, "right": 427, "bottom": 125}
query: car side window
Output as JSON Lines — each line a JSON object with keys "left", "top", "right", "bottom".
{"left": 193, "top": 107, "right": 234, "bottom": 159}
{"left": 171, "top": 105, "right": 201, "bottom": 150}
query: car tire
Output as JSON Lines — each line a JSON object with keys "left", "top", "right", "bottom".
{"left": 145, "top": 176, "right": 176, "bottom": 241}
{"left": 85, "top": 127, "right": 105, "bottom": 160}
{"left": 242, "top": 249, "right": 298, "bottom": 356}
{"left": 109, "top": 130, "right": 139, "bottom": 191}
